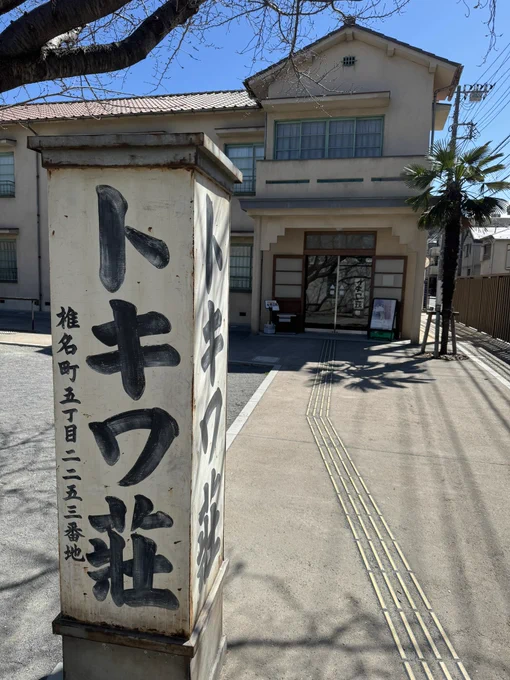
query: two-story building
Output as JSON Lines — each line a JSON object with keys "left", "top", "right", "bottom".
{"left": 0, "top": 21, "right": 461, "bottom": 342}
{"left": 459, "top": 220, "right": 510, "bottom": 277}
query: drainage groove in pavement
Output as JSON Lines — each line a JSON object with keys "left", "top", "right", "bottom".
{"left": 306, "top": 339, "right": 471, "bottom": 680}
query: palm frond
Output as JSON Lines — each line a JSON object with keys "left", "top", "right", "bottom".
{"left": 462, "top": 196, "right": 506, "bottom": 225}
{"left": 476, "top": 163, "right": 506, "bottom": 177}
{"left": 402, "top": 165, "right": 438, "bottom": 190}
{"left": 460, "top": 143, "right": 494, "bottom": 166}
{"left": 482, "top": 181, "right": 510, "bottom": 193}
{"left": 428, "top": 141, "right": 455, "bottom": 171}
{"left": 406, "top": 190, "right": 432, "bottom": 212}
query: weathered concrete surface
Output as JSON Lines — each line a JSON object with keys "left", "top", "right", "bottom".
{"left": 0, "top": 344, "right": 60, "bottom": 680}
{"left": 2, "top": 332, "right": 510, "bottom": 679}
{"left": 224, "top": 335, "right": 510, "bottom": 679}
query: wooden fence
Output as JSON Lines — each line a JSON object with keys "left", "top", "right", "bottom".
{"left": 454, "top": 275, "right": 510, "bottom": 343}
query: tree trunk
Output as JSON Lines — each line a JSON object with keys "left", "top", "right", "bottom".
{"left": 440, "top": 218, "right": 462, "bottom": 355}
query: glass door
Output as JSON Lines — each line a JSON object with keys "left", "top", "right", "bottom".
{"left": 304, "top": 255, "right": 339, "bottom": 328}
{"left": 335, "top": 256, "right": 373, "bottom": 329}
{"left": 305, "top": 255, "right": 373, "bottom": 330}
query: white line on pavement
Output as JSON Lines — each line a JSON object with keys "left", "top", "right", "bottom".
{"left": 458, "top": 341, "right": 510, "bottom": 392}
{"left": 226, "top": 363, "right": 281, "bottom": 451}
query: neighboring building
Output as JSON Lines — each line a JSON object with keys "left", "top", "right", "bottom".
{"left": 459, "top": 219, "right": 510, "bottom": 277}
{"left": 0, "top": 20, "right": 461, "bottom": 341}
{"left": 459, "top": 229, "right": 483, "bottom": 278}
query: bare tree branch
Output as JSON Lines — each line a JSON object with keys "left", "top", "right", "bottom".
{"left": 0, "top": 0, "right": 27, "bottom": 17}
{"left": 0, "top": 0, "right": 207, "bottom": 92}
{"left": 0, "top": 0, "right": 132, "bottom": 58}
{"left": 0, "top": 0, "right": 502, "bottom": 100}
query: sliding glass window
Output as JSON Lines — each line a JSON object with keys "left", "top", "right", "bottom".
{"left": 275, "top": 117, "right": 383, "bottom": 160}
{"left": 225, "top": 144, "right": 264, "bottom": 194}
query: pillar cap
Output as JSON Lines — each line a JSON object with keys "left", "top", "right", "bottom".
{"left": 27, "top": 132, "right": 242, "bottom": 194}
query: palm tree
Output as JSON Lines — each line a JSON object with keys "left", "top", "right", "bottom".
{"left": 403, "top": 142, "right": 510, "bottom": 355}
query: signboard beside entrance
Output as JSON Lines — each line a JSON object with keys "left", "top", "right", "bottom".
{"left": 29, "top": 133, "right": 242, "bottom": 680}
{"left": 368, "top": 298, "right": 399, "bottom": 340}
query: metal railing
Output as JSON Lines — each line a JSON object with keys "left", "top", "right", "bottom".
{"left": 0, "top": 296, "right": 40, "bottom": 330}
{"left": 454, "top": 275, "right": 510, "bottom": 343}
{"left": 0, "top": 180, "right": 15, "bottom": 197}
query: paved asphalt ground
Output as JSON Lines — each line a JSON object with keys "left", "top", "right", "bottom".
{"left": 0, "top": 342, "right": 268, "bottom": 680}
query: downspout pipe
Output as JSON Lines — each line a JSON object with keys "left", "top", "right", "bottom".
{"left": 21, "top": 122, "right": 42, "bottom": 309}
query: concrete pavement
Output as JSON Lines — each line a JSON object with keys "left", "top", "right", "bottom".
{"left": 0, "top": 342, "right": 271, "bottom": 680}
{"left": 1, "top": 330, "right": 509, "bottom": 678}
{"left": 224, "top": 334, "right": 510, "bottom": 679}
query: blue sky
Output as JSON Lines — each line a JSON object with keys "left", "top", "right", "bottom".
{"left": 11, "top": 1, "right": 510, "bottom": 159}
{"left": 123, "top": 0, "right": 510, "bottom": 154}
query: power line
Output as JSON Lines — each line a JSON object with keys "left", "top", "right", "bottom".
{"left": 492, "top": 133, "right": 510, "bottom": 155}
{"left": 479, "top": 88, "right": 510, "bottom": 132}
{"left": 467, "top": 66, "right": 510, "bottom": 124}
{"left": 460, "top": 41, "right": 510, "bottom": 113}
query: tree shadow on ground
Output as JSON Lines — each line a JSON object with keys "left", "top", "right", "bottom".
{"left": 456, "top": 324, "right": 510, "bottom": 366}
{"left": 0, "top": 422, "right": 60, "bottom": 680}
{"left": 307, "top": 347, "right": 433, "bottom": 392}
{"left": 224, "top": 558, "right": 398, "bottom": 680}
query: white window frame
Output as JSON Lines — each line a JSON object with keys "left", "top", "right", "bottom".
{"left": 230, "top": 242, "right": 253, "bottom": 291}
{"left": 274, "top": 116, "right": 384, "bottom": 161}
{"left": 0, "top": 152, "right": 15, "bottom": 197}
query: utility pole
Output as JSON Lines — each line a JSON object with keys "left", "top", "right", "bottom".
{"left": 434, "top": 83, "right": 493, "bottom": 355}
{"left": 449, "top": 85, "right": 462, "bottom": 153}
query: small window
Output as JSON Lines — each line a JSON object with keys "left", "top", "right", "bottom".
{"left": 483, "top": 243, "right": 492, "bottom": 260}
{"left": 506, "top": 245, "right": 510, "bottom": 269}
{"left": 230, "top": 243, "right": 252, "bottom": 291}
{"left": 343, "top": 56, "right": 356, "bottom": 67}
{"left": 0, "top": 152, "right": 15, "bottom": 197}
{"left": 0, "top": 238, "right": 17, "bottom": 281}
{"left": 464, "top": 243, "right": 472, "bottom": 257}
{"left": 225, "top": 144, "right": 264, "bottom": 195}
{"left": 467, "top": 268, "right": 471, "bottom": 276}
{"left": 305, "top": 232, "right": 375, "bottom": 251}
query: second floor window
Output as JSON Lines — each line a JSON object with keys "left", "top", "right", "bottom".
{"left": 225, "top": 144, "right": 264, "bottom": 194}
{"left": 483, "top": 243, "right": 492, "bottom": 260}
{"left": 0, "top": 152, "right": 14, "bottom": 197}
{"left": 464, "top": 243, "right": 472, "bottom": 257}
{"left": 275, "top": 117, "right": 383, "bottom": 160}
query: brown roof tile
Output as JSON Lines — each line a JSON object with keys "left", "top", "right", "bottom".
{"left": 0, "top": 89, "right": 258, "bottom": 123}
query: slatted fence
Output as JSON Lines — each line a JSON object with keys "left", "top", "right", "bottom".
{"left": 454, "top": 275, "right": 510, "bottom": 343}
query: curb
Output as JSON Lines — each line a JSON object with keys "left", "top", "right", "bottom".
{"left": 39, "top": 662, "right": 62, "bottom": 680}
{"left": 226, "top": 363, "right": 281, "bottom": 451}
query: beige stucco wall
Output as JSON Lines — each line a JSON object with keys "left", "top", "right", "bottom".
{"left": 0, "top": 109, "right": 265, "bottom": 309}
{"left": 0, "top": 127, "right": 46, "bottom": 309}
{"left": 264, "top": 39, "right": 435, "bottom": 158}
{"left": 258, "top": 217, "right": 424, "bottom": 341}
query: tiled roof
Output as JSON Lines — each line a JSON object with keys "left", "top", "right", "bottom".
{"left": 0, "top": 89, "right": 258, "bottom": 123}
{"left": 471, "top": 221, "right": 510, "bottom": 240}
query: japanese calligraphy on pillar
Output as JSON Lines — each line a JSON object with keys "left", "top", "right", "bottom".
{"left": 192, "top": 181, "right": 229, "bottom": 614}
{"left": 49, "top": 167, "right": 197, "bottom": 635}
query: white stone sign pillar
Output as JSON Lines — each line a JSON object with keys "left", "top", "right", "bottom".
{"left": 29, "top": 133, "right": 241, "bottom": 680}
